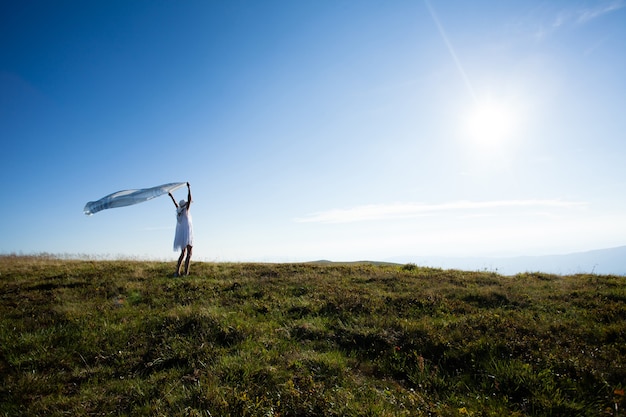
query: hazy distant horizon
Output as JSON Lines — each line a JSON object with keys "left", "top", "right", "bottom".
{"left": 3, "top": 245, "right": 625, "bottom": 277}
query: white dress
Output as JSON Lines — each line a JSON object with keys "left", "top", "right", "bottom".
{"left": 173, "top": 206, "right": 193, "bottom": 251}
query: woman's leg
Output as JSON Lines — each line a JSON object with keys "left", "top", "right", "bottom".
{"left": 176, "top": 248, "right": 186, "bottom": 276}
{"left": 184, "top": 245, "right": 193, "bottom": 275}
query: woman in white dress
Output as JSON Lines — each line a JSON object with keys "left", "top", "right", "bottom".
{"left": 168, "top": 182, "right": 193, "bottom": 276}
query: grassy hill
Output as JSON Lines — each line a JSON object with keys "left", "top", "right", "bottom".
{"left": 1, "top": 256, "right": 624, "bottom": 416}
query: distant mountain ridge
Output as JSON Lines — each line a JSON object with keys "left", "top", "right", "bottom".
{"left": 386, "top": 246, "right": 626, "bottom": 276}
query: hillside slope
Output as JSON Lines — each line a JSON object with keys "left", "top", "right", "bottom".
{"left": 1, "top": 257, "right": 625, "bottom": 416}
{"left": 390, "top": 245, "right": 626, "bottom": 276}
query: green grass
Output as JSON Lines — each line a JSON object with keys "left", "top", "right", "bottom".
{"left": 1, "top": 255, "right": 624, "bottom": 416}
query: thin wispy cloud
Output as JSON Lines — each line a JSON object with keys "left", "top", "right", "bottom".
{"left": 552, "top": 1, "right": 624, "bottom": 29}
{"left": 529, "top": 1, "right": 624, "bottom": 40}
{"left": 142, "top": 226, "right": 174, "bottom": 231}
{"left": 295, "top": 200, "right": 587, "bottom": 224}
{"left": 577, "top": 1, "right": 624, "bottom": 23}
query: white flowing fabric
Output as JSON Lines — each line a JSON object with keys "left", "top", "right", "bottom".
{"left": 84, "top": 182, "right": 186, "bottom": 215}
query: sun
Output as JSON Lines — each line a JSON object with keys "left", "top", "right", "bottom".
{"left": 465, "top": 98, "right": 518, "bottom": 147}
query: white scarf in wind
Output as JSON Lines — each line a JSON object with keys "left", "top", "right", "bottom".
{"left": 84, "top": 182, "right": 186, "bottom": 215}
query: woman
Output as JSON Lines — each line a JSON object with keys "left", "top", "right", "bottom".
{"left": 168, "top": 182, "right": 193, "bottom": 276}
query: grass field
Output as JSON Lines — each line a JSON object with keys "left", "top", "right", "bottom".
{"left": 1, "top": 255, "right": 624, "bottom": 416}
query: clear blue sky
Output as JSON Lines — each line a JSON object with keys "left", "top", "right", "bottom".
{"left": 2, "top": 0, "right": 625, "bottom": 262}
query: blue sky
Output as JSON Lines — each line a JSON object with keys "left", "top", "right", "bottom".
{"left": 2, "top": 0, "right": 625, "bottom": 262}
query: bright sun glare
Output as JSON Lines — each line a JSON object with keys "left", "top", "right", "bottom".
{"left": 466, "top": 99, "right": 518, "bottom": 147}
